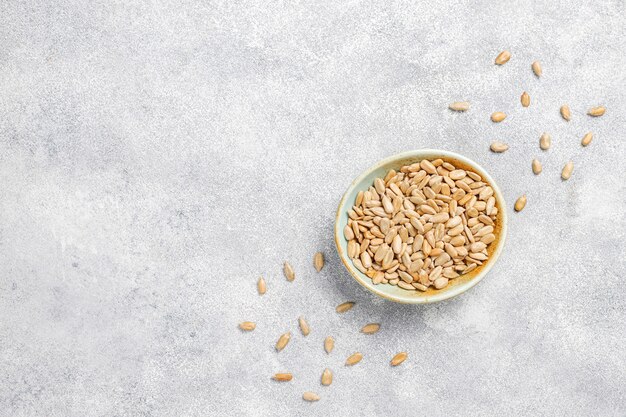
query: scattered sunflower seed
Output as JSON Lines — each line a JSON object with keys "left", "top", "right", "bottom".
{"left": 521, "top": 91, "right": 530, "bottom": 107}
{"left": 491, "top": 112, "right": 507, "bottom": 122}
{"left": 335, "top": 301, "right": 355, "bottom": 313}
{"left": 239, "top": 321, "right": 256, "bottom": 331}
{"left": 532, "top": 159, "right": 542, "bottom": 175}
{"left": 391, "top": 352, "right": 408, "bottom": 366}
{"left": 346, "top": 352, "right": 363, "bottom": 366}
{"left": 272, "top": 373, "right": 292, "bottom": 381}
{"left": 283, "top": 262, "right": 295, "bottom": 281}
{"left": 324, "top": 336, "right": 334, "bottom": 354}
{"left": 361, "top": 323, "right": 380, "bottom": 334}
{"left": 313, "top": 252, "right": 324, "bottom": 272}
{"left": 257, "top": 277, "right": 266, "bottom": 295}
{"left": 495, "top": 50, "right": 511, "bottom": 65}
{"left": 560, "top": 105, "right": 571, "bottom": 121}
{"left": 321, "top": 369, "right": 333, "bottom": 386}
{"left": 581, "top": 132, "right": 593, "bottom": 147}
{"left": 303, "top": 392, "right": 320, "bottom": 402}
{"left": 588, "top": 106, "right": 605, "bottom": 117}
{"left": 490, "top": 142, "right": 509, "bottom": 153}
{"left": 561, "top": 161, "right": 574, "bottom": 180}
{"left": 532, "top": 61, "right": 542, "bottom": 77}
{"left": 449, "top": 101, "right": 470, "bottom": 112}
{"left": 514, "top": 195, "right": 527, "bottom": 212}
{"left": 298, "top": 316, "right": 310, "bottom": 336}
{"left": 276, "top": 332, "right": 291, "bottom": 351}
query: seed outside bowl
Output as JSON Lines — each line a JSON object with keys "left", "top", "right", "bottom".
{"left": 334, "top": 150, "right": 508, "bottom": 304}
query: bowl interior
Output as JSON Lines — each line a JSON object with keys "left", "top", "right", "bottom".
{"left": 334, "top": 150, "right": 507, "bottom": 304}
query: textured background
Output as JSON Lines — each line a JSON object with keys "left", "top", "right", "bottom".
{"left": 1, "top": 1, "right": 625, "bottom": 416}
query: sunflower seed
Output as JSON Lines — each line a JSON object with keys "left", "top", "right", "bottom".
{"left": 284, "top": 262, "right": 295, "bottom": 281}
{"left": 298, "top": 316, "right": 310, "bottom": 336}
{"left": 449, "top": 101, "right": 470, "bottom": 111}
{"left": 273, "top": 373, "right": 292, "bottom": 381}
{"left": 343, "top": 225, "right": 354, "bottom": 240}
{"left": 540, "top": 132, "right": 551, "bottom": 150}
{"left": 303, "top": 392, "right": 320, "bottom": 402}
{"left": 347, "top": 240, "right": 358, "bottom": 258}
{"left": 257, "top": 277, "right": 266, "bottom": 295}
{"left": 391, "top": 352, "right": 408, "bottom": 366}
{"left": 313, "top": 252, "right": 324, "bottom": 272}
{"left": 491, "top": 112, "right": 507, "bottom": 122}
{"left": 521, "top": 91, "right": 530, "bottom": 107}
{"left": 532, "top": 61, "right": 542, "bottom": 77}
{"left": 276, "top": 332, "right": 291, "bottom": 351}
{"left": 490, "top": 142, "right": 509, "bottom": 153}
{"left": 588, "top": 106, "right": 605, "bottom": 117}
{"left": 433, "top": 277, "right": 449, "bottom": 289}
{"left": 336, "top": 301, "right": 355, "bottom": 313}
{"left": 532, "top": 159, "right": 542, "bottom": 175}
{"left": 324, "top": 336, "right": 334, "bottom": 354}
{"left": 560, "top": 105, "right": 571, "bottom": 121}
{"left": 346, "top": 352, "right": 363, "bottom": 366}
{"left": 321, "top": 369, "right": 333, "bottom": 386}
{"left": 562, "top": 161, "right": 574, "bottom": 180}
{"left": 514, "top": 195, "right": 527, "bottom": 212}
{"left": 495, "top": 50, "right": 511, "bottom": 65}
{"left": 420, "top": 159, "right": 437, "bottom": 175}
{"left": 239, "top": 322, "right": 256, "bottom": 331}
{"left": 361, "top": 323, "right": 380, "bottom": 334}
{"left": 581, "top": 132, "right": 593, "bottom": 147}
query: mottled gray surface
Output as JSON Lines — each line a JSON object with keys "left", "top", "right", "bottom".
{"left": 1, "top": 1, "right": 625, "bottom": 416}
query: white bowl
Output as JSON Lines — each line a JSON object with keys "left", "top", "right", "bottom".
{"left": 334, "top": 150, "right": 507, "bottom": 304}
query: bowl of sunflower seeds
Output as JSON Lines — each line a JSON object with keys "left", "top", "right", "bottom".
{"left": 334, "top": 150, "right": 507, "bottom": 304}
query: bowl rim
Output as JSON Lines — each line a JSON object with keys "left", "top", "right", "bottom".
{"left": 334, "top": 149, "right": 508, "bottom": 304}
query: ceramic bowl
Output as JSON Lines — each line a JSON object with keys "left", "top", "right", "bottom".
{"left": 334, "top": 150, "right": 507, "bottom": 304}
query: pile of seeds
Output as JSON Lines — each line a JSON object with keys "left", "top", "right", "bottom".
{"left": 344, "top": 159, "right": 497, "bottom": 292}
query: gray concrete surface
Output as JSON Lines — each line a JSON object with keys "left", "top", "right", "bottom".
{"left": 1, "top": 1, "right": 625, "bottom": 416}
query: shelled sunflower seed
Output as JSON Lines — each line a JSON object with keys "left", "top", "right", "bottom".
{"left": 283, "top": 262, "right": 295, "bottom": 281}
{"left": 490, "top": 142, "right": 509, "bottom": 153}
{"left": 491, "top": 112, "right": 506, "bottom": 122}
{"left": 449, "top": 101, "right": 470, "bottom": 112}
{"left": 346, "top": 352, "right": 363, "bottom": 366}
{"left": 581, "top": 132, "right": 593, "bottom": 147}
{"left": 321, "top": 369, "right": 333, "bottom": 386}
{"left": 344, "top": 159, "right": 498, "bottom": 292}
{"left": 532, "top": 159, "right": 542, "bottom": 175}
{"left": 239, "top": 321, "right": 256, "bottom": 331}
{"left": 560, "top": 105, "right": 571, "bottom": 121}
{"left": 391, "top": 352, "right": 408, "bottom": 366}
{"left": 361, "top": 323, "right": 380, "bottom": 334}
{"left": 562, "top": 162, "right": 574, "bottom": 180}
{"left": 276, "top": 332, "right": 291, "bottom": 351}
{"left": 588, "top": 106, "right": 605, "bottom": 117}
{"left": 532, "top": 61, "right": 542, "bottom": 77}
{"left": 324, "top": 336, "right": 334, "bottom": 354}
{"left": 257, "top": 277, "right": 266, "bottom": 295}
{"left": 303, "top": 392, "right": 320, "bottom": 402}
{"left": 495, "top": 50, "right": 511, "bottom": 65}
{"left": 298, "top": 316, "right": 310, "bottom": 336}
{"left": 313, "top": 252, "right": 324, "bottom": 272}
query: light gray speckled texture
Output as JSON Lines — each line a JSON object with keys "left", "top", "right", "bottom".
{"left": 1, "top": 1, "right": 625, "bottom": 416}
